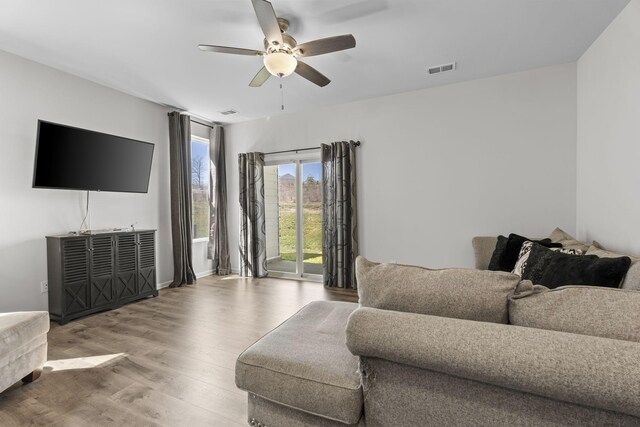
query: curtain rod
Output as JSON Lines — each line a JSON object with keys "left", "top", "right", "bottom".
{"left": 264, "top": 141, "right": 360, "bottom": 156}
{"left": 165, "top": 106, "right": 220, "bottom": 128}
{"left": 190, "top": 118, "right": 216, "bottom": 129}
{"left": 265, "top": 146, "right": 319, "bottom": 156}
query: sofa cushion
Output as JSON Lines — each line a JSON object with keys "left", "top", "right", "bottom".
{"left": 488, "top": 234, "right": 561, "bottom": 272}
{"left": 586, "top": 246, "right": 640, "bottom": 291}
{"left": 509, "top": 281, "right": 640, "bottom": 342}
{"left": 520, "top": 243, "right": 631, "bottom": 289}
{"left": 0, "top": 311, "right": 49, "bottom": 358}
{"left": 236, "top": 301, "right": 362, "bottom": 425}
{"left": 356, "top": 256, "right": 520, "bottom": 324}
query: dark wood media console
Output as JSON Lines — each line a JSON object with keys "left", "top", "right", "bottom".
{"left": 46, "top": 230, "right": 158, "bottom": 324}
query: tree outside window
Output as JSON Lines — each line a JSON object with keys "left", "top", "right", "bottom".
{"left": 191, "top": 137, "right": 209, "bottom": 240}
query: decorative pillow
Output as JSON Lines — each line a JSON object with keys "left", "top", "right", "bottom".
{"left": 585, "top": 246, "right": 640, "bottom": 263}
{"left": 509, "top": 281, "right": 640, "bottom": 342}
{"left": 512, "top": 241, "right": 583, "bottom": 276}
{"left": 586, "top": 245, "right": 640, "bottom": 291}
{"left": 356, "top": 256, "right": 520, "bottom": 324}
{"left": 520, "top": 243, "right": 631, "bottom": 289}
{"left": 487, "top": 235, "right": 508, "bottom": 271}
{"left": 488, "top": 234, "right": 561, "bottom": 272}
{"left": 548, "top": 227, "right": 590, "bottom": 252}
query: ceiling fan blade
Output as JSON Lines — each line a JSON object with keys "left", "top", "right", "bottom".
{"left": 249, "top": 67, "right": 272, "bottom": 87}
{"left": 251, "top": 0, "right": 284, "bottom": 46}
{"left": 296, "top": 35, "right": 356, "bottom": 57}
{"left": 198, "top": 45, "right": 264, "bottom": 56}
{"left": 295, "top": 61, "right": 330, "bottom": 87}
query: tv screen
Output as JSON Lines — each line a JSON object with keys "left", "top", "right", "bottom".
{"left": 33, "top": 121, "right": 154, "bottom": 193}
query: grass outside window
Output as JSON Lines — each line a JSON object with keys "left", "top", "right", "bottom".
{"left": 278, "top": 202, "right": 322, "bottom": 264}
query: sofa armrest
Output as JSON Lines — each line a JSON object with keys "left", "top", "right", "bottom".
{"left": 471, "top": 236, "right": 498, "bottom": 270}
{"left": 346, "top": 307, "right": 640, "bottom": 418}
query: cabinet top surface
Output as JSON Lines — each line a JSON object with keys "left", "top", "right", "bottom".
{"left": 47, "top": 229, "right": 156, "bottom": 239}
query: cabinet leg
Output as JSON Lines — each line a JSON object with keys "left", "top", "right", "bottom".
{"left": 22, "top": 369, "right": 42, "bottom": 383}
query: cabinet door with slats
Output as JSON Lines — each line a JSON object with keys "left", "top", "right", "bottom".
{"left": 90, "top": 235, "right": 115, "bottom": 308}
{"left": 62, "top": 238, "right": 90, "bottom": 315}
{"left": 137, "top": 232, "right": 156, "bottom": 294}
{"left": 115, "top": 233, "right": 138, "bottom": 300}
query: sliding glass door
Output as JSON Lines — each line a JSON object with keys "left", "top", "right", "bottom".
{"left": 264, "top": 157, "right": 322, "bottom": 279}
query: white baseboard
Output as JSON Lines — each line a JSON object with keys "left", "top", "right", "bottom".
{"left": 195, "top": 270, "right": 214, "bottom": 278}
{"left": 156, "top": 268, "right": 240, "bottom": 290}
{"left": 157, "top": 280, "right": 172, "bottom": 290}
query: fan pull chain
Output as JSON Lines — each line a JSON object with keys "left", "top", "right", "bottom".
{"left": 280, "top": 82, "right": 285, "bottom": 111}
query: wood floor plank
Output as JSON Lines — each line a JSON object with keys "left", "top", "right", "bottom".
{"left": 0, "top": 275, "right": 358, "bottom": 426}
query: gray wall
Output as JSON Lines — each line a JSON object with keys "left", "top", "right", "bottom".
{"left": 577, "top": 0, "right": 640, "bottom": 255}
{"left": 0, "top": 49, "right": 171, "bottom": 312}
{"left": 226, "top": 63, "right": 578, "bottom": 269}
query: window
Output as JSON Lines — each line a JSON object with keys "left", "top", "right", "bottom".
{"left": 191, "top": 136, "right": 209, "bottom": 241}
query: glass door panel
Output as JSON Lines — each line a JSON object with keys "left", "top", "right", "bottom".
{"left": 301, "top": 162, "right": 323, "bottom": 275}
{"left": 265, "top": 164, "right": 297, "bottom": 274}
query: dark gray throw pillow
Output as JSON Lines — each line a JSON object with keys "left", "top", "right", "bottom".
{"left": 488, "top": 234, "right": 561, "bottom": 272}
{"left": 521, "top": 242, "right": 631, "bottom": 289}
{"left": 487, "top": 236, "right": 509, "bottom": 271}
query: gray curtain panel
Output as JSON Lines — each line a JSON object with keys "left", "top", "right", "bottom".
{"left": 168, "top": 112, "right": 196, "bottom": 287}
{"left": 238, "top": 152, "right": 268, "bottom": 278}
{"left": 322, "top": 141, "right": 359, "bottom": 289}
{"left": 207, "top": 125, "right": 231, "bottom": 275}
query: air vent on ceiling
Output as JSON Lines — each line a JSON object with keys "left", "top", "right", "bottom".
{"left": 219, "top": 109, "right": 238, "bottom": 116}
{"left": 427, "top": 62, "right": 457, "bottom": 76}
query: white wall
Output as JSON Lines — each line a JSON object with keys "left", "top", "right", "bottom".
{"left": 0, "top": 49, "right": 171, "bottom": 312}
{"left": 226, "top": 64, "right": 578, "bottom": 269}
{"left": 576, "top": 0, "right": 640, "bottom": 255}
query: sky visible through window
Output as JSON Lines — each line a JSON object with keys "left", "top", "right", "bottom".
{"left": 192, "top": 141, "right": 209, "bottom": 185}
{"left": 279, "top": 163, "right": 321, "bottom": 181}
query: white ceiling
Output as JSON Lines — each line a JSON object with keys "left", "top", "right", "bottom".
{"left": 0, "top": 0, "right": 629, "bottom": 123}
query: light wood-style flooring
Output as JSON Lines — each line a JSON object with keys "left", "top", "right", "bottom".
{"left": 0, "top": 275, "right": 358, "bottom": 426}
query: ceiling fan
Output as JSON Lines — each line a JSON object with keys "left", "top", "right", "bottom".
{"left": 198, "top": 0, "right": 356, "bottom": 88}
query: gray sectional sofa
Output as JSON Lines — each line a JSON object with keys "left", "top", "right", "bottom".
{"left": 236, "top": 234, "right": 640, "bottom": 426}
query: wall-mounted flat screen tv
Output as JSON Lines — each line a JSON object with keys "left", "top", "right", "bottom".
{"left": 33, "top": 121, "right": 154, "bottom": 193}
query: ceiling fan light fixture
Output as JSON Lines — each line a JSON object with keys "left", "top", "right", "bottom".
{"left": 263, "top": 52, "right": 297, "bottom": 77}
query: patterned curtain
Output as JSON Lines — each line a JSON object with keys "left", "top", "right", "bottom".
{"left": 238, "top": 152, "right": 268, "bottom": 278}
{"left": 168, "top": 112, "right": 196, "bottom": 287}
{"left": 207, "top": 125, "right": 231, "bottom": 275}
{"left": 322, "top": 141, "right": 359, "bottom": 289}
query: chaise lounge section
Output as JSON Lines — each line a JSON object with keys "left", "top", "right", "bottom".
{"left": 236, "top": 301, "right": 364, "bottom": 426}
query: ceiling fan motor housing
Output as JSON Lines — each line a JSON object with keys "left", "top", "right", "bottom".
{"left": 264, "top": 25, "right": 297, "bottom": 55}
